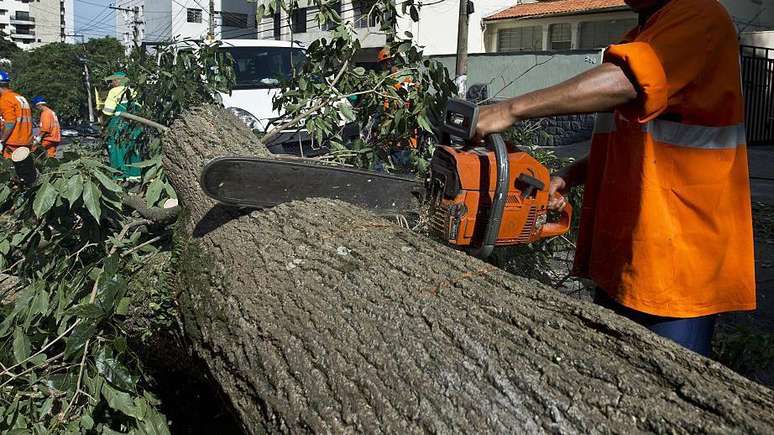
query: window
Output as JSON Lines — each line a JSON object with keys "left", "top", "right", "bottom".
{"left": 323, "top": 2, "right": 341, "bottom": 31}
{"left": 273, "top": 12, "right": 281, "bottom": 39}
{"left": 222, "top": 12, "right": 249, "bottom": 28}
{"left": 579, "top": 19, "right": 637, "bottom": 49}
{"left": 549, "top": 23, "right": 571, "bottom": 50}
{"left": 353, "top": 1, "right": 378, "bottom": 28}
{"left": 221, "top": 46, "right": 306, "bottom": 89}
{"left": 291, "top": 8, "right": 307, "bottom": 33}
{"left": 187, "top": 8, "right": 202, "bottom": 23}
{"left": 497, "top": 26, "right": 541, "bottom": 52}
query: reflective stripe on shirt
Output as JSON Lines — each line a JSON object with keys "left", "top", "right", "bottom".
{"left": 593, "top": 113, "right": 745, "bottom": 149}
{"left": 645, "top": 119, "right": 745, "bottom": 149}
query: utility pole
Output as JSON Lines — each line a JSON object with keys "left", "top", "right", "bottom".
{"left": 454, "top": 0, "right": 471, "bottom": 97}
{"left": 208, "top": 0, "right": 215, "bottom": 41}
{"left": 109, "top": 4, "right": 143, "bottom": 54}
{"left": 83, "top": 61, "right": 95, "bottom": 123}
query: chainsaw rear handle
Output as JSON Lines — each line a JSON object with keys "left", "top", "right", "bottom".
{"left": 539, "top": 193, "right": 573, "bottom": 238}
{"left": 469, "top": 132, "right": 509, "bottom": 259}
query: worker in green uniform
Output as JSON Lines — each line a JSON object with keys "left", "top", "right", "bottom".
{"left": 102, "top": 71, "right": 142, "bottom": 180}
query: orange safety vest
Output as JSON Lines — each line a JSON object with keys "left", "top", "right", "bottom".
{"left": 0, "top": 91, "right": 34, "bottom": 158}
{"left": 573, "top": 0, "right": 755, "bottom": 318}
{"left": 39, "top": 106, "right": 61, "bottom": 157}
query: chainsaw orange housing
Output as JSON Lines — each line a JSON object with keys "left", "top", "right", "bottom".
{"left": 428, "top": 144, "right": 572, "bottom": 247}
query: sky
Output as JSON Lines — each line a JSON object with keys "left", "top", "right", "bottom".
{"left": 74, "top": 0, "right": 116, "bottom": 40}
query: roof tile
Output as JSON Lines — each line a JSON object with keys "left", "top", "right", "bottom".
{"left": 486, "top": 0, "right": 629, "bottom": 20}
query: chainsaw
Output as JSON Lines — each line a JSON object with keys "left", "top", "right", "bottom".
{"left": 200, "top": 99, "right": 572, "bottom": 259}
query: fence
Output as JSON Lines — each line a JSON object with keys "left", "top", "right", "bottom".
{"left": 741, "top": 45, "right": 774, "bottom": 146}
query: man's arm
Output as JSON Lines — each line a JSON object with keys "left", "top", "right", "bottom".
{"left": 475, "top": 63, "right": 638, "bottom": 137}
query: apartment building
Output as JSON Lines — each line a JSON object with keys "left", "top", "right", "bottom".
{"left": 0, "top": 0, "right": 74, "bottom": 48}
{"left": 115, "top": 0, "right": 257, "bottom": 51}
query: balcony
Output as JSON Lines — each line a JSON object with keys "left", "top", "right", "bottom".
{"left": 10, "top": 15, "right": 34, "bottom": 25}
{"left": 11, "top": 30, "right": 35, "bottom": 40}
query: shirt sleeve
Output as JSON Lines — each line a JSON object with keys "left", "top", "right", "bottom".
{"left": 0, "top": 96, "right": 16, "bottom": 125}
{"left": 39, "top": 111, "right": 51, "bottom": 133}
{"left": 603, "top": 2, "right": 715, "bottom": 122}
{"left": 103, "top": 87, "right": 119, "bottom": 115}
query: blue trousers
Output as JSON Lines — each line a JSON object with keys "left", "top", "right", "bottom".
{"left": 594, "top": 289, "right": 716, "bottom": 356}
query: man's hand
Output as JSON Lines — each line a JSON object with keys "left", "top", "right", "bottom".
{"left": 474, "top": 102, "right": 517, "bottom": 140}
{"left": 548, "top": 176, "right": 568, "bottom": 211}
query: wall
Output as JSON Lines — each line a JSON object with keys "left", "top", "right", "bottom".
{"left": 483, "top": 10, "right": 637, "bottom": 52}
{"left": 431, "top": 50, "right": 602, "bottom": 146}
{"left": 721, "top": 0, "right": 774, "bottom": 32}
{"left": 30, "top": 0, "right": 62, "bottom": 46}
{"left": 0, "top": 0, "right": 36, "bottom": 48}
{"left": 431, "top": 50, "right": 601, "bottom": 98}
{"left": 742, "top": 30, "right": 774, "bottom": 51}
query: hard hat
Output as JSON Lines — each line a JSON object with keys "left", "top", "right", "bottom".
{"left": 0, "top": 70, "right": 10, "bottom": 84}
{"left": 31, "top": 96, "right": 47, "bottom": 106}
{"left": 377, "top": 46, "right": 392, "bottom": 63}
{"left": 104, "top": 71, "right": 128, "bottom": 82}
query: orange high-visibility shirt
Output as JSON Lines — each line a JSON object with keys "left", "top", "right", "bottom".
{"left": 573, "top": 0, "right": 755, "bottom": 317}
{"left": 40, "top": 106, "right": 62, "bottom": 145}
{"left": 0, "top": 91, "right": 33, "bottom": 158}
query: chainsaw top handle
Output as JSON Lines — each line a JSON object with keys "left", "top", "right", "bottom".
{"left": 443, "top": 99, "right": 508, "bottom": 259}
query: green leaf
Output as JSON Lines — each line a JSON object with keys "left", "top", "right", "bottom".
{"left": 137, "top": 404, "right": 171, "bottom": 435}
{"left": 145, "top": 178, "right": 163, "bottom": 207}
{"left": 0, "top": 185, "right": 11, "bottom": 204}
{"left": 32, "top": 181, "right": 58, "bottom": 218}
{"left": 80, "top": 414, "right": 94, "bottom": 431}
{"left": 340, "top": 104, "right": 355, "bottom": 122}
{"left": 82, "top": 181, "right": 102, "bottom": 221}
{"left": 0, "top": 239, "right": 9, "bottom": 255}
{"left": 63, "top": 174, "right": 83, "bottom": 207}
{"left": 12, "top": 328, "right": 31, "bottom": 364}
{"left": 102, "top": 382, "right": 144, "bottom": 419}
{"left": 92, "top": 170, "right": 123, "bottom": 193}
{"left": 64, "top": 322, "right": 96, "bottom": 360}
{"left": 409, "top": 6, "right": 419, "bottom": 22}
{"left": 115, "top": 297, "right": 131, "bottom": 316}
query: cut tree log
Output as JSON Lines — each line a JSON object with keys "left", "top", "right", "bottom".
{"left": 162, "top": 105, "right": 774, "bottom": 434}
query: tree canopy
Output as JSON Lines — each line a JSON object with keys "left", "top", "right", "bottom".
{"left": 9, "top": 38, "right": 125, "bottom": 124}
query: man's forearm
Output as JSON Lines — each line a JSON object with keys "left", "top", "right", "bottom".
{"left": 509, "top": 63, "right": 638, "bottom": 119}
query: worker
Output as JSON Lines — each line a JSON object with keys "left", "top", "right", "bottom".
{"left": 102, "top": 71, "right": 141, "bottom": 180}
{"left": 375, "top": 46, "right": 418, "bottom": 171}
{"left": 475, "top": 0, "right": 754, "bottom": 356}
{"left": 0, "top": 71, "right": 33, "bottom": 159}
{"left": 31, "top": 96, "right": 62, "bottom": 158}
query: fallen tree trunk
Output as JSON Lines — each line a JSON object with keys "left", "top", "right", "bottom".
{"left": 162, "top": 105, "right": 774, "bottom": 434}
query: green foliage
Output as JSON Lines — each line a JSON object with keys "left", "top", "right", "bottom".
{"left": 263, "top": 0, "right": 456, "bottom": 174}
{"left": 10, "top": 38, "right": 125, "bottom": 123}
{"left": 491, "top": 121, "right": 585, "bottom": 291}
{"left": 0, "top": 153, "right": 171, "bottom": 433}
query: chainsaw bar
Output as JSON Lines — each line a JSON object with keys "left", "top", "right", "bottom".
{"left": 200, "top": 156, "right": 424, "bottom": 212}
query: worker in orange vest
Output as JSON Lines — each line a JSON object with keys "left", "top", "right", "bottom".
{"left": 31, "top": 96, "right": 62, "bottom": 158}
{"left": 475, "top": 0, "right": 754, "bottom": 356}
{"left": 0, "top": 71, "right": 33, "bottom": 159}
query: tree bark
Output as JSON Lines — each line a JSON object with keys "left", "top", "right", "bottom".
{"left": 162, "top": 105, "right": 774, "bottom": 434}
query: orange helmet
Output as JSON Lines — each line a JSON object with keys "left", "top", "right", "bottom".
{"left": 377, "top": 46, "right": 391, "bottom": 63}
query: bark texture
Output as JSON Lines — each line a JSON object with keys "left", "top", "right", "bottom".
{"left": 163, "top": 105, "right": 774, "bottom": 434}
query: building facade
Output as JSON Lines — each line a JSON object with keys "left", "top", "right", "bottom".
{"left": 258, "top": 0, "right": 516, "bottom": 57}
{"left": 483, "top": 0, "right": 774, "bottom": 53}
{"left": 115, "top": 0, "right": 257, "bottom": 51}
{"left": 0, "top": 0, "right": 73, "bottom": 48}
